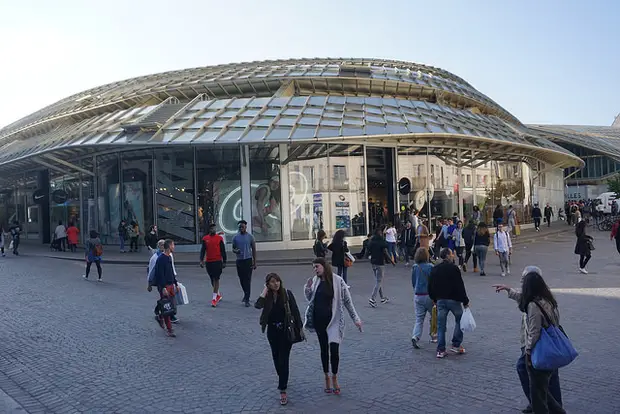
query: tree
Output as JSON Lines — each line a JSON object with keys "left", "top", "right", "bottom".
{"left": 607, "top": 173, "right": 620, "bottom": 198}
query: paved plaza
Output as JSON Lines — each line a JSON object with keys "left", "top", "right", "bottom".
{"left": 0, "top": 230, "right": 619, "bottom": 413}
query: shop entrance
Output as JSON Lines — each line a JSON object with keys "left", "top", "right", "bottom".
{"left": 365, "top": 147, "right": 396, "bottom": 233}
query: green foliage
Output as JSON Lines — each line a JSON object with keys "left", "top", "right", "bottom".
{"left": 607, "top": 174, "right": 620, "bottom": 198}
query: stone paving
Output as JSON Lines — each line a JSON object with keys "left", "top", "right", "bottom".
{"left": 0, "top": 230, "right": 619, "bottom": 413}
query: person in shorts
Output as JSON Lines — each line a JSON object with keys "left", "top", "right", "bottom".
{"left": 200, "top": 223, "right": 227, "bottom": 307}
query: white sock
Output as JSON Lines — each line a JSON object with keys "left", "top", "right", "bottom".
{"left": 212, "top": 293, "right": 218, "bottom": 300}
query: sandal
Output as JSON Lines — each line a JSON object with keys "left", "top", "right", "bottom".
{"left": 332, "top": 375, "right": 341, "bottom": 395}
{"left": 324, "top": 375, "right": 332, "bottom": 393}
{"left": 280, "top": 392, "right": 288, "bottom": 405}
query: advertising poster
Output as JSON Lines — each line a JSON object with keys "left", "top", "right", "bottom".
{"left": 123, "top": 181, "right": 145, "bottom": 232}
{"left": 335, "top": 201, "right": 351, "bottom": 230}
{"left": 313, "top": 193, "right": 323, "bottom": 232}
{"left": 107, "top": 184, "right": 121, "bottom": 239}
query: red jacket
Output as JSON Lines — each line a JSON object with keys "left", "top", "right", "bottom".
{"left": 200, "top": 234, "right": 227, "bottom": 263}
{"left": 611, "top": 222, "right": 620, "bottom": 240}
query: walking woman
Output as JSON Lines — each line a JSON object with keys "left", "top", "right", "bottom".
{"left": 255, "top": 273, "right": 304, "bottom": 406}
{"left": 519, "top": 271, "right": 566, "bottom": 414}
{"left": 66, "top": 222, "right": 80, "bottom": 253}
{"left": 474, "top": 222, "right": 490, "bottom": 276}
{"left": 411, "top": 247, "right": 435, "bottom": 348}
{"left": 384, "top": 223, "right": 398, "bottom": 263}
{"left": 83, "top": 230, "right": 103, "bottom": 281}
{"left": 313, "top": 230, "right": 328, "bottom": 258}
{"left": 451, "top": 221, "right": 466, "bottom": 270}
{"left": 304, "top": 258, "right": 362, "bottom": 395}
{"left": 328, "top": 230, "right": 350, "bottom": 284}
{"left": 462, "top": 221, "right": 477, "bottom": 272}
{"left": 575, "top": 220, "right": 593, "bottom": 274}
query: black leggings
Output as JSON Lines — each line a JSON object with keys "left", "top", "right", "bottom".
{"left": 130, "top": 237, "right": 138, "bottom": 251}
{"left": 579, "top": 254, "right": 591, "bottom": 269}
{"left": 464, "top": 244, "right": 477, "bottom": 268}
{"left": 316, "top": 319, "right": 339, "bottom": 375}
{"left": 268, "top": 326, "right": 292, "bottom": 391}
{"left": 86, "top": 261, "right": 102, "bottom": 279}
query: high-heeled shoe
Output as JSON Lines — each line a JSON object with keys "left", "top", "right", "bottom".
{"left": 332, "top": 375, "right": 341, "bottom": 395}
{"left": 324, "top": 374, "right": 332, "bottom": 393}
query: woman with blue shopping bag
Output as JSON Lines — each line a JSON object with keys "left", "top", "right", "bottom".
{"left": 519, "top": 271, "right": 574, "bottom": 414}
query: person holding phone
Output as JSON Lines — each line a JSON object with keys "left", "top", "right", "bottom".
{"left": 304, "top": 258, "right": 362, "bottom": 395}
{"left": 255, "top": 273, "right": 303, "bottom": 406}
{"left": 232, "top": 220, "right": 256, "bottom": 307}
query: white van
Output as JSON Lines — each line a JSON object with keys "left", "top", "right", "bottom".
{"left": 595, "top": 192, "right": 618, "bottom": 214}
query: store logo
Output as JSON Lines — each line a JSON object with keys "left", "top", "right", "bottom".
{"left": 32, "top": 189, "right": 47, "bottom": 204}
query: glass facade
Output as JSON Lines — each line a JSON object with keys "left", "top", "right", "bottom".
{"left": 250, "top": 145, "right": 282, "bottom": 242}
{"left": 121, "top": 150, "right": 154, "bottom": 246}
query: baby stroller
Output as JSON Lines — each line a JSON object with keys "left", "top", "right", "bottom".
{"left": 50, "top": 234, "right": 61, "bottom": 251}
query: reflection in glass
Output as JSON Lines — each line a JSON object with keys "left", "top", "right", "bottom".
{"left": 196, "top": 147, "right": 241, "bottom": 241}
{"left": 96, "top": 153, "right": 120, "bottom": 244}
{"left": 250, "top": 145, "right": 282, "bottom": 242}
{"left": 328, "top": 144, "right": 366, "bottom": 237}
{"left": 155, "top": 149, "right": 196, "bottom": 244}
{"left": 121, "top": 150, "right": 154, "bottom": 247}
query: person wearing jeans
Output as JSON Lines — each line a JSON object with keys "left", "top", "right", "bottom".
{"left": 494, "top": 223, "right": 513, "bottom": 277}
{"left": 367, "top": 228, "right": 394, "bottom": 307}
{"left": 473, "top": 223, "right": 490, "bottom": 276}
{"left": 493, "top": 266, "right": 562, "bottom": 413}
{"left": 232, "top": 220, "right": 256, "bottom": 307}
{"left": 384, "top": 224, "right": 398, "bottom": 263}
{"left": 429, "top": 248, "right": 470, "bottom": 359}
{"left": 410, "top": 247, "right": 435, "bottom": 348}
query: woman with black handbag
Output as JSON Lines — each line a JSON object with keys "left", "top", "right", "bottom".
{"left": 255, "top": 273, "right": 304, "bottom": 406}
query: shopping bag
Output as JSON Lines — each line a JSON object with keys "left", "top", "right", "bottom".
{"left": 531, "top": 302, "right": 578, "bottom": 370}
{"left": 460, "top": 308, "right": 476, "bottom": 332}
{"left": 8, "top": 241, "right": 13, "bottom": 250}
{"left": 157, "top": 297, "right": 176, "bottom": 317}
{"left": 174, "top": 283, "right": 189, "bottom": 305}
{"left": 344, "top": 251, "right": 355, "bottom": 267}
{"left": 515, "top": 225, "right": 521, "bottom": 236}
{"left": 430, "top": 305, "right": 437, "bottom": 337}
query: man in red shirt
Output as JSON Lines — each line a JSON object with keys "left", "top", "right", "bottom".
{"left": 200, "top": 224, "right": 227, "bottom": 307}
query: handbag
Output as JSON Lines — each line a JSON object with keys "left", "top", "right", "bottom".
{"left": 531, "top": 301, "right": 578, "bottom": 370}
{"left": 174, "top": 283, "right": 189, "bottom": 305}
{"left": 284, "top": 292, "right": 305, "bottom": 344}
{"left": 586, "top": 238, "right": 595, "bottom": 251}
{"left": 430, "top": 305, "right": 438, "bottom": 337}
{"left": 157, "top": 297, "right": 177, "bottom": 317}
{"left": 344, "top": 251, "right": 355, "bottom": 267}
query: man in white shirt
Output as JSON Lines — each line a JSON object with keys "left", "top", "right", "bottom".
{"left": 54, "top": 221, "right": 67, "bottom": 252}
{"left": 494, "top": 224, "right": 512, "bottom": 276}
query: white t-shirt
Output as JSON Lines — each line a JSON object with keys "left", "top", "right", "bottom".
{"left": 385, "top": 227, "right": 397, "bottom": 243}
{"left": 54, "top": 225, "right": 67, "bottom": 239}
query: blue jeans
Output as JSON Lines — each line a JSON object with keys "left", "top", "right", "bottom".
{"left": 370, "top": 265, "right": 385, "bottom": 301}
{"left": 387, "top": 242, "right": 397, "bottom": 262}
{"left": 517, "top": 347, "right": 562, "bottom": 406}
{"left": 412, "top": 295, "right": 434, "bottom": 340}
{"left": 437, "top": 299, "right": 464, "bottom": 352}
{"left": 337, "top": 265, "right": 348, "bottom": 284}
{"left": 474, "top": 245, "right": 488, "bottom": 273}
{"left": 119, "top": 234, "right": 125, "bottom": 251}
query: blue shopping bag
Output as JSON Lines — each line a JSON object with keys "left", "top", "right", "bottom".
{"left": 531, "top": 302, "right": 578, "bottom": 370}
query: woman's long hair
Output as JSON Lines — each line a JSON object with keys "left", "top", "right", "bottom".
{"left": 332, "top": 229, "right": 346, "bottom": 246}
{"left": 518, "top": 271, "right": 557, "bottom": 313}
{"left": 262, "top": 273, "right": 288, "bottom": 317}
{"left": 477, "top": 222, "right": 489, "bottom": 237}
{"left": 312, "top": 257, "right": 334, "bottom": 299}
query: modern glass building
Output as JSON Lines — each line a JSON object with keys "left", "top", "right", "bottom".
{"left": 0, "top": 58, "right": 582, "bottom": 250}
{"left": 530, "top": 123, "right": 620, "bottom": 201}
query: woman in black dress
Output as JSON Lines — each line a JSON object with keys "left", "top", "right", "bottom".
{"left": 328, "top": 229, "right": 349, "bottom": 284}
{"left": 575, "top": 220, "right": 593, "bottom": 274}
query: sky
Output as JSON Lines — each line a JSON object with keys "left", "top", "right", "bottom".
{"left": 0, "top": 0, "right": 618, "bottom": 128}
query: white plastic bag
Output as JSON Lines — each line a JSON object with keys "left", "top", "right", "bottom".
{"left": 175, "top": 283, "right": 189, "bottom": 305}
{"left": 460, "top": 307, "right": 476, "bottom": 332}
{"left": 345, "top": 251, "right": 356, "bottom": 263}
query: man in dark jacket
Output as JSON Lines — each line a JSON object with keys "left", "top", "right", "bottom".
{"left": 400, "top": 222, "right": 416, "bottom": 266}
{"left": 429, "top": 248, "right": 470, "bottom": 359}
{"left": 149, "top": 239, "right": 178, "bottom": 337}
{"left": 367, "top": 228, "right": 395, "bottom": 308}
{"left": 544, "top": 204, "right": 553, "bottom": 228}
{"left": 532, "top": 204, "right": 542, "bottom": 231}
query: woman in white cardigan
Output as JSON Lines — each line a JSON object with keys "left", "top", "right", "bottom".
{"left": 304, "top": 257, "right": 362, "bottom": 395}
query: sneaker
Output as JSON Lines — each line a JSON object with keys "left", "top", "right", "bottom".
{"left": 211, "top": 299, "right": 217, "bottom": 307}
{"left": 507, "top": 268, "right": 511, "bottom": 276}
{"left": 167, "top": 330, "right": 176, "bottom": 338}
{"left": 450, "top": 345, "right": 466, "bottom": 354}
{"left": 170, "top": 316, "right": 179, "bottom": 324}
{"left": 501, "top": 272, "right": 506, "bottom": 277}
{"left": 436, "top": 351, "right": 448, "bottom": 359}
{"left": 97, "top": 278, "right": 103, "bottom": 282}
{"left": 462, "top": 264, "right": 467, "bottom": 272}
{"left": 480, "top": 271, "right": 486, "bottom": 276}
{"left": 381, "top": 297, "right": 390, "bottom": 304}
{"left": 82, "top": 275, "right": 88, "bottom": 280}
{"left": 579, "top": 268, "right": 588, "bottom": 274}
{"left": 369, "top": 298, "right": 377, "bottom": 308}
{"left": 430, "top": 335, "right": 438, "bottom": 343}
{"left": 216, "top": 293, "right": 223, "bottom": 303}
{"left": 411, "top": 337, "right": 420, "bottom": 349}
{"left": 244, "top": 301, "right": 251, "bottom": 307}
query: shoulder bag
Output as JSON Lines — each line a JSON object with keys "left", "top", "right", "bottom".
{"left": 284, "top": 291, "right": 305, "bottom": 344}
{"left": 531, "top": 301, "right": 578, "bottom": 370}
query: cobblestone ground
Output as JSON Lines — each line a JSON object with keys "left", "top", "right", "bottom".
{"left": 0, "top": 231, "right": 619, "bottom": 413}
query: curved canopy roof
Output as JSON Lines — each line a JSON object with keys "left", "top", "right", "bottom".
{"left": 528, "top": 124, "right": 620, "bottom": 161}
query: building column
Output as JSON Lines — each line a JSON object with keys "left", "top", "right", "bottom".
{"left": 457, "top": 149, "right": 464, "bottom": 221}
{"left": 38, "top": 169, "right": 51, "bottom": 244}
{"left": 471, "top": 149, "right": 477, "bottom": 208}
{"left": 240, "top": 145, "right": 252, "bottom": 233}
{"left": 279, "top": 144, "right": 291, "bottom": 242}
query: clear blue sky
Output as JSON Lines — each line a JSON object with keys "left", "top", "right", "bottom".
{"left": 0, "top": 0, "right": 618, "bottom": 128}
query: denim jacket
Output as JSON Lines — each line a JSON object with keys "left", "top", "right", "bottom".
{"left": 411, "top": 263, "right": 433, "bottom": 295}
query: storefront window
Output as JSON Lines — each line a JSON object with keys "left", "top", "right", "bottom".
{"left": 250, "top": 145, "right": 282, "bottom": 242}
{"left": 81, "top": 158, "right": 96, "bottom": 244}
{"left": 96, "top": 153, "right": 120, "bottom": 244}
{"left": 50, "top": 172, "right": 81, "bottom": 237}
{"left": 196, "top": 147, "right": 241, "bottom": 241}
{"left": 396, "top": 147, "right": 428, "bottom": 225}
{"left": 155, "top": 149, "right": 196, "bottom": 244}
{"left": 287, "top": 144, "right": 329, "bottom": 240}
{"left": 327, "top": 144, "right": 365, "bottom": 237}
{"left": 121, "top": 150, "right": 154, "bottom": 246}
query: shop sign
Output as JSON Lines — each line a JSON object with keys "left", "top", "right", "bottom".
{"left": 33, "top": 189, "right": 47, "bottom": 204}
{"left": 398, "top": 177, "right": 411, "bottom": 195}
{"left": 52, "top": 189, "right": 68, "bottom": 204}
